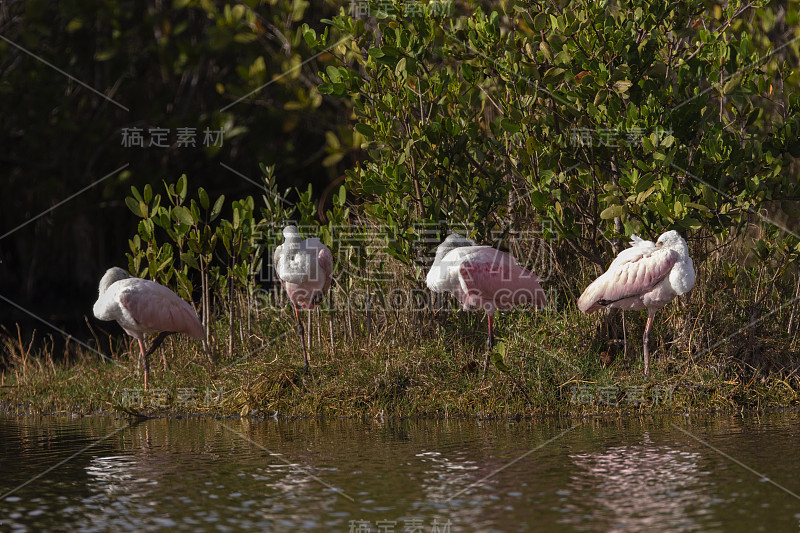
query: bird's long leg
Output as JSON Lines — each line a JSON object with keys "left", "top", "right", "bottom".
{"left": 622, "top": 311, "right": 627, "bottom": 361}
{"left": 137, "top": 338, "right": 149, "bottom": 391}
{"left": 328, "top": 290, "right": 334, "bottom": 352}
{"left": 643, "top": 311, "right": 655, "bottom": 376}
{"left": 307, "top": 308, "right": 312, "bottom": 352}
{"left": 294, "top": 305, "right": 310, "bottom": 371}
{"left": 143, "top": 332, "right": 172, "bottom": 358}
{"left": 482, "top": 314, "right": 495, "bottom": 379}
{"left": 141, "top": 332, "right": 173, "bottom": 391}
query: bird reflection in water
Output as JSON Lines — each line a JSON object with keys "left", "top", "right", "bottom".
{"left": 562, "top": 432, "right": 718, "bottom": 532}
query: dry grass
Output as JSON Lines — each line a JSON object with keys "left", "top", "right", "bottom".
{"left": 2, "top": 230, "right": 799, "bottom": 417}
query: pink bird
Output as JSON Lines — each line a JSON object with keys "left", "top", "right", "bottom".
{"left": 426, "top": 233, "right": 547, "bottom": 377}
{"left": 273, "top": 226, "right": 333, "bottom": 370}
{"left": 93, "top": 267, "right": 204, "bottom": 390}
{"left": 577, "top": 230, "right": 695, "bottom": 375}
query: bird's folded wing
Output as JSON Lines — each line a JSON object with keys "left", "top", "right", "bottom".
{"left": 577, "top": 247, "right": 678, "bottom": 313}
{"left": 318, "top": 246, "right": 334, "bottom": 292}
{"left": 458, "top": 252, "right": 546, "bottom": 307}
{"left": 119, "top": 283, "right": 204, "bottom": 339}
{"left": 608, "top": 239, "right": 655, "bottom": 268}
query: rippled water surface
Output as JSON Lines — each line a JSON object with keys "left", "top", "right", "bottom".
{"left": 1, "top": 412, "right": 799, "bottom": 531}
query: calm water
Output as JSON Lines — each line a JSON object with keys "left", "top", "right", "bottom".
{"left": 1, "top": 413, "right": 799, "bottom": 532}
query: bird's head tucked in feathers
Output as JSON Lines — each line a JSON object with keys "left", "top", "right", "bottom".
{"left": 432, "top": 233, "right": 477, "bottom": 265}
{"left": 282, "top": 225, "right": 301, "bottom": 241}
{"left": 98, "top": 267, "right": 130, "bottom": 296}
{"left": 281, "top": 225, "right": 303, "bottom": 256}
{"left": 656, "top": 230, "right": 688, "bottom": 253}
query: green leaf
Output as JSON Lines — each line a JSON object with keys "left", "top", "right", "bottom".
{"left": 593, "top": 89, "right": 608, "bottom": 106}
{"left": 325, "top": 65, "right": 341, "bottom": 84}
{"left": 533, "top": 12, "right": 548, "bottom": 31}
{"left": 680, "top": 217, "right": 704, "bottom": 230}
{"left": 526, "top": 136, "right": 539, "bottom": 154}
{"left": 613, "top": 80, "right": 632, "bottom": 93}
{"left": 655, "top": 199, "right": 673, "bottom": 219}
{"left": 180, "top": 252, "right": 199, "bottom": 270}
{"left": 130, "top": 186, "right": 143, "bottom": 203}
{"left": 302, "top": 25, "right": 316, "bottom": 47}
{"left": 635, "top": 173, "right": 657, "bottom": 194}
{"left": 138, "top": 219, "right": 155, "bottom": 241}
{"left": 172, "top": 205, "right": 194, "bottom": 225}
{"left": 157, "top": 255, "right": 172, "bottom": 273}
{"left": 210, "top": 194, "right": 225, "bottom": 222}
{"left": 395, "top": 57, "right": 406, "bottom": 77}
{"left": 542, "top": 67, "right": 565, "bottom": 85}
{"left": 500, "top": 118, "right": 520, "bottom": 134}
{"left": 530, "top": 190, "right": 547, "bottom": 210}
{"left": 125, "top": 197, "right": 146, "bottom": 218}
{"left": 355, "top": 123, "right": 374, "bottom": 139}
{"left": 684, "top": 201, "right": 709, "bottom": 212}
{"left": 491, "top": 342, "right": 510, "bottom": 372}
{"left": 362, "top": 178, "right": 387, "bottom": 196}
{"left": 198, "top": 187, "right": 210, "bottom": 210}
{"left": 177, "top": 175, "right": 188, "bottom": 202}
{"left": 189, "top": 200, "right": 201, "bottom": 222}
{"left": 600, "top": 204, "right": 625, "bottom": 219}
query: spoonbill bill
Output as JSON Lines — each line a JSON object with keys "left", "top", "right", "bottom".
{"left": 426, "top": 233, "right": 547, "bottom": 377}
{"left": 93, "top": 267, "right": 204, "bottom": 390}
{"left": 273, "top": 226, "right": 333, "bottom": 370}
{"left": 577, "top": 230, "right": 695, "bottom": 375}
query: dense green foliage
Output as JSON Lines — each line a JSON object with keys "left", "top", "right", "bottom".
{"left": 309, "top": 0, "right": 800, "bottom": 265}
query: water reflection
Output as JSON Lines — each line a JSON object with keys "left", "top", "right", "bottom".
{"left": 79, "top": 420, "right": 350, "bottom": 531}
{"left": 564, "top": 431, "right": 720, "bottom": 532}
{"left": 416, "top": 450, "right": 480, "bottom": 499}
{"left": 413, "top": 449, "right": 487, "bottom": 529}
{"left": 2, "top": 414, "right": 800, "bottom": 532}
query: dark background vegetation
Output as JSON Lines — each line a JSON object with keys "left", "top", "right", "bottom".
{"left": 0, "top": 0, "right": 352, "bottom": 341}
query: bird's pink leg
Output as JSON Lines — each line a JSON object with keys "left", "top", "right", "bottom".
{"left": 294, "top": 305, "right": 310, "bottom": 371}
{"left": 137, "top": 338, "right": 150, "bottom": 392}
{"left": 327, "top": 290, "right": 334, "bottom": 354}
{"left": 482, "top": 314, "right": 494, "bottom": 379}
{"left": 643, "top": 311, "right": 655, "bottom": 376}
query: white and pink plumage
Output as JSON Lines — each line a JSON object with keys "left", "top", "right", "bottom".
{"left": 577, "top": 230, "right": 695, "bottom": 375}
{"left": 93, "top": 267, "right": 204, "bottom": 390}
{"left": 273, "top": 226, "right": 333, "bottom": 370}
{"left": 427, "top": 233, "right": 547, "bottom": 377}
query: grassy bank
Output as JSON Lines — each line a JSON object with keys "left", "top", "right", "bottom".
{"left": 3, "top": 254, "right": 799, "bottom": 417}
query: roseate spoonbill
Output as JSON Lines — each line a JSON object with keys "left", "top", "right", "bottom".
{"left": 273, "top": 226, "right": 333, "bottom": 370}
{"left": 93, "top": 267, "right": 204, "bottom": 391}
{"left": 426, "top": 233, "right": 547, "bottom": 377}
{"left": 577, "top": 230, "right": 695, "bottom": 375}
